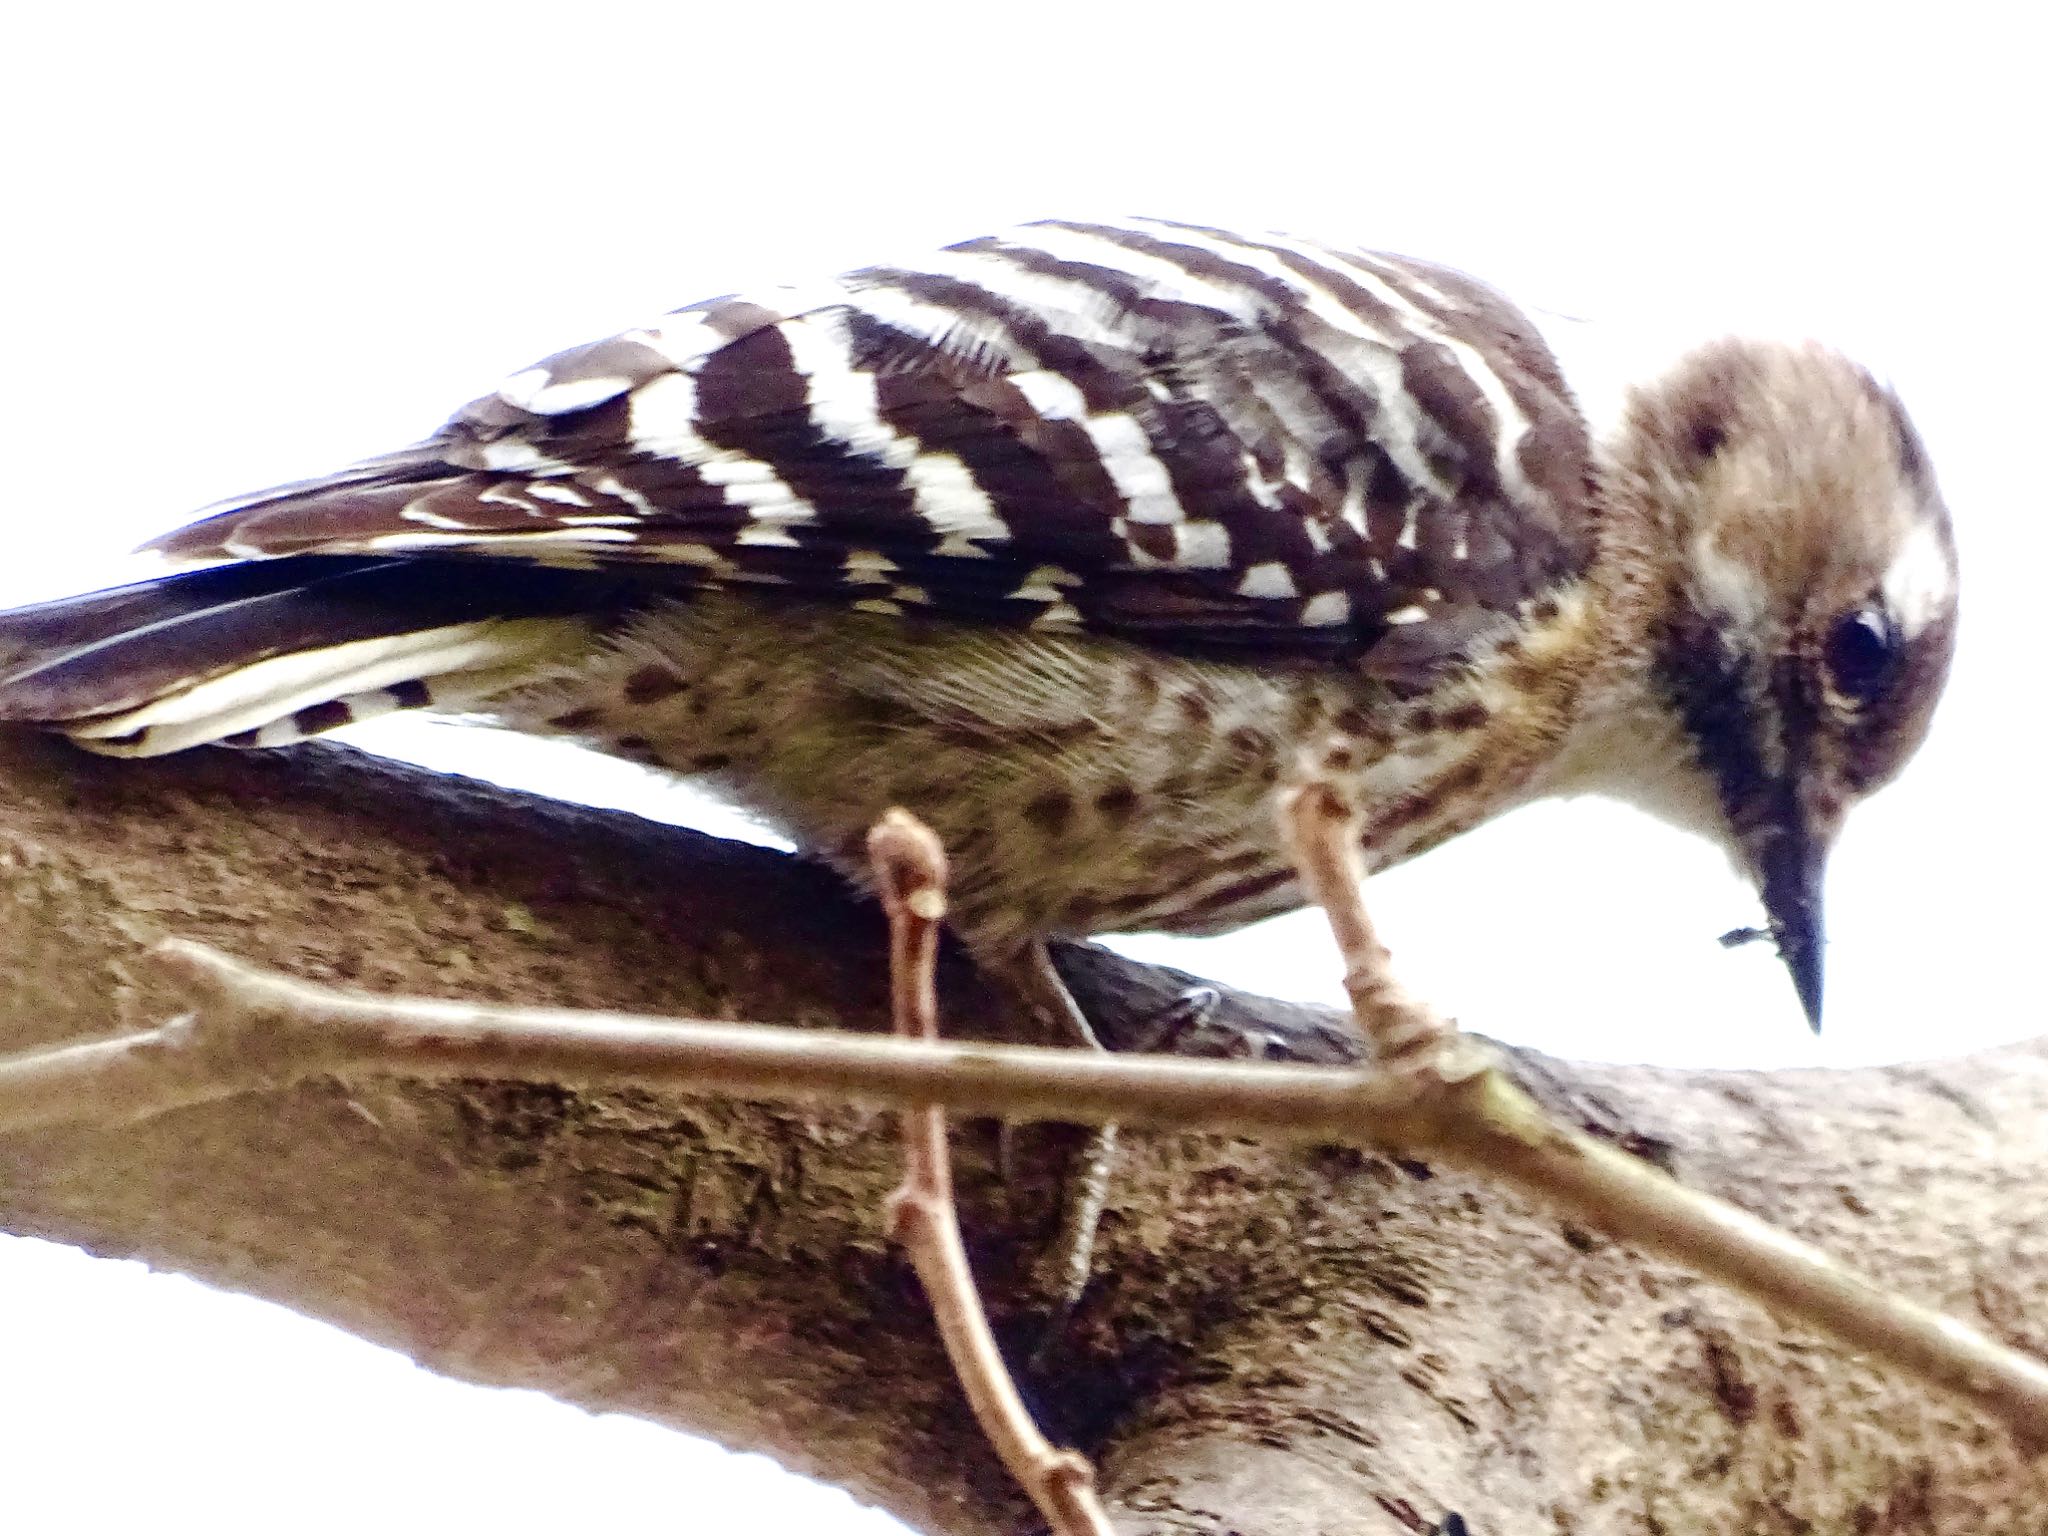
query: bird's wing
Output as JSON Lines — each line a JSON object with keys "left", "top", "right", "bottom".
{"left": 148, "top": 219, "right": 1596, "bottom": 687}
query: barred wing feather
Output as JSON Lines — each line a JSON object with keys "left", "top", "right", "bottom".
{"left": 147, "top": 218, "right": 1596, "bottom": 686}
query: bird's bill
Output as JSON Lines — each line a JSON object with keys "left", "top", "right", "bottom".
{"left": 1756, "top": 826, "right": 1828, "bottom": 1032}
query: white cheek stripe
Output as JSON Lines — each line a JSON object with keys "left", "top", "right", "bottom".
{"left": 1690, "top": 530, "right": 1769, "bottom": 626}
{"left": 1882, "top": 518, "right": 1956, "bottom": 637}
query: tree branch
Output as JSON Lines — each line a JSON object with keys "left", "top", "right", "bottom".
{"left": 16, "top": 925, "right": 2048, "bottom": 1455}
{"left": 3, "top": 732, "right": 2046, "bottom": 1533}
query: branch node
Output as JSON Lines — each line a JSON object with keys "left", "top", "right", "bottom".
{"left": 868, "top": 807, "right": 949, "bottom": 926}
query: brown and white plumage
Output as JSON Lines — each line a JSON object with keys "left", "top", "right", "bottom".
{"left": 141, "top": 219, "right": 1591, "bottom": 670}
{"left": 0, "top": 218, "right": 1957, "bottom": 1026}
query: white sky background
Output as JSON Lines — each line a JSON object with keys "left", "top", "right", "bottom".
{"left": 0, "top": 3, "right": 2039, "bottom": 1530}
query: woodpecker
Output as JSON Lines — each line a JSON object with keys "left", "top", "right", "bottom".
{"left": 0, "top": 219, "right": 1956, "bottom": 1036}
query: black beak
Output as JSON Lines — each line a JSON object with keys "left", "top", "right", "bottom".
{"left": 1757, "top": 828, "right": 1827, "bottom": 1032}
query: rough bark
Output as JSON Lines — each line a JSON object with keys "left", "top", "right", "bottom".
{"left": 0, "top": 731, "right": 2040, "bottom": 1535}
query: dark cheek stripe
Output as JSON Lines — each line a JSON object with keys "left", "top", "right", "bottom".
{"left": 1769, "top": 651, "right": 1822, "bottom": 780}
{"left": 1654, "top": 609, "right": 1775, "bottom": 837}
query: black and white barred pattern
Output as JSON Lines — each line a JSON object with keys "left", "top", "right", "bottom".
{"left": 152, "top": 218, "right": 1596, "bottom": 693}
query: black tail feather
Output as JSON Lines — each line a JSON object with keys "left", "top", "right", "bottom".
{"left": 0, "top": 557, "right": 634, "bottom": 723}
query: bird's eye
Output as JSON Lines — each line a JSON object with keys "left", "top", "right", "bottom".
{"left": 1822, "top": 607, "right": 1898, "bottom": 706}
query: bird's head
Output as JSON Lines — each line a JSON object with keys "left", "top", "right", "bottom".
{"left": 1611, "top": 339, "right": 1957, "bottom": 1029}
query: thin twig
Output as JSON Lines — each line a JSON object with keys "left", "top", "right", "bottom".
{"left": 869, "top": 809, "right": 1111, "bottom": 1536}
{"left": 0, "top": 962, "right": 354, "bottom": 1130}
{"left": 6, "top": 945, "right": 2048, "bottom": 1445}
{"left": 0, "top": 940, "right": 1466, "bottom": 1138}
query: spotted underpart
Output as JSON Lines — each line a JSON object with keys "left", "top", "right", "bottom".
{"left": 497, "top": 587, "right": 1593, "bottom": 950}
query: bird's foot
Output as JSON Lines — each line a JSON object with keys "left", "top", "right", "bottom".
{"left": 982, "top": 945, "right": 1234, "bottom": 1369}
{"left": 1022, "top": 978, "right": 1228, "bottom": 1374}
{"left": 1339, "top": 944, "right": 1461, "bottom": 1071}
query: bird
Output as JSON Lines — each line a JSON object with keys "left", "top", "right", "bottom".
{"left": 0, "top": 217, "right": 1957, "bottom": 1046}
